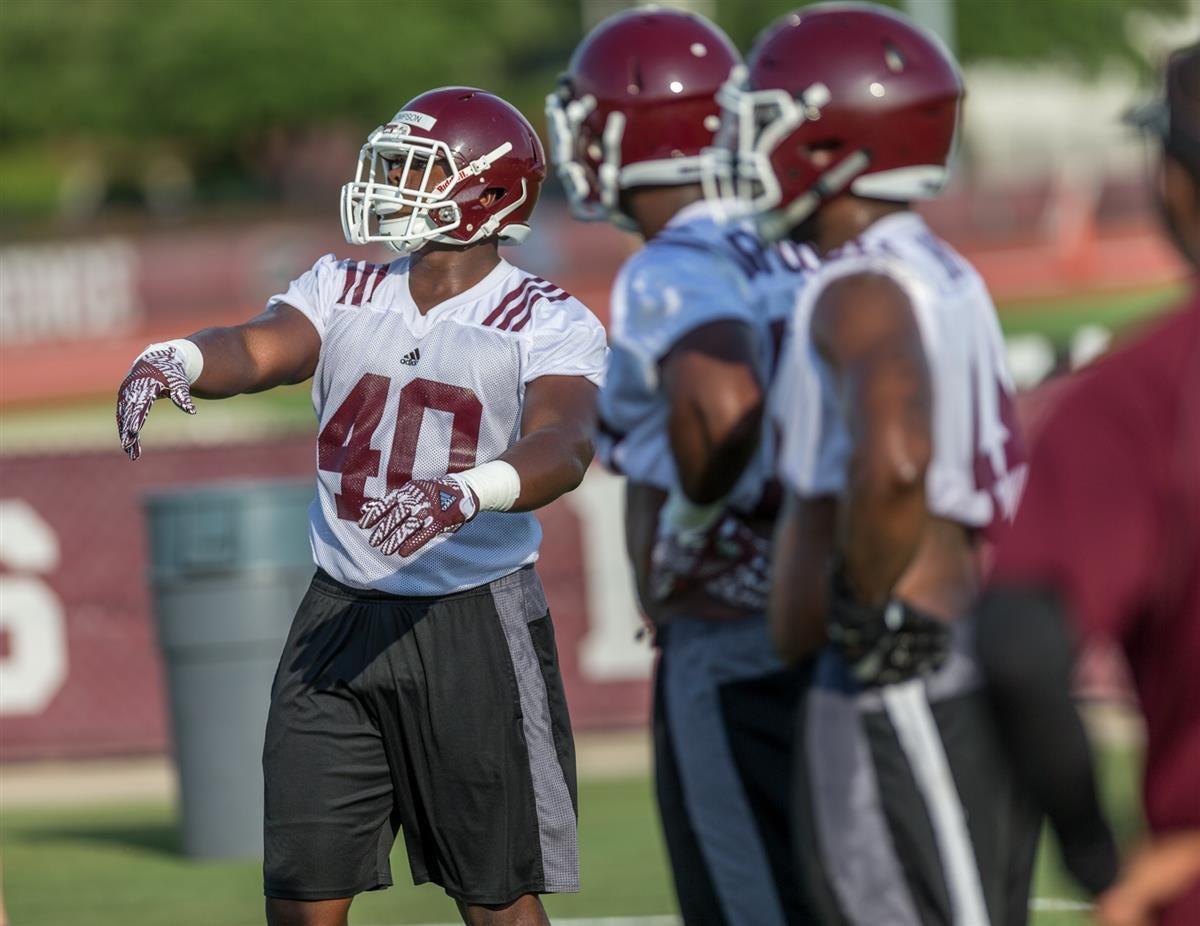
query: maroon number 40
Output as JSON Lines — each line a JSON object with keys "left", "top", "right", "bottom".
{"left": 317, "top": 373, "right": 483, "bottom": 520}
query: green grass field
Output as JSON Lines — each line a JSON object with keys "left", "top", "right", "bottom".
{"left": 997, "top": 285, "right": 1182, "bottom": 342}
{"left": 2, "top": 737, "right": 1142, "bottom": 926}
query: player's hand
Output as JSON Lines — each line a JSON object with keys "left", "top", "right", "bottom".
{"left": 651, "top": 514, "right": 771, "bottom": 612}
{"left": 826, "top": 557, "right": 950, "bottom": 687}
{"left": 1095, "top": 832, "right": 1200, "bottom": 926}
{"left": 358, "top": 476, "right": 480, "bottom": 557}
{"left": 116, "top": 346, "right": 197, "bottom": 461}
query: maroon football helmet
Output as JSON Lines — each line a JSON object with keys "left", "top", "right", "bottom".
{"left": 547, "top": 7, "right": 740, "bottom": 228}
{"left": 341, "top": 87, "right": 546, "bottom": 254}
{"left": 703, "top": 4, "right": 964, "bottom": 240}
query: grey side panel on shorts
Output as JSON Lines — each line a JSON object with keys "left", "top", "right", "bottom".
{"left": 882, "top": 681, "right": 992, "bottom": 926}
{"left": 805, "top": 685, "right": 924, "bottom": 926}
{"left": 490, "top": 569, "right": 580, "bottom": 893}
{"left": 660, "top": 616, "right": 791, "bottom": 926}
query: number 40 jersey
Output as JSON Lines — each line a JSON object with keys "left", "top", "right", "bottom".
{"left": 270, "top": 253, "right": 608, "bottom": 596}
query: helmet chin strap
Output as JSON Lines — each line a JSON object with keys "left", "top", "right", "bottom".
{"left": 756, "top": 149, "right": 872, "bottom": 242}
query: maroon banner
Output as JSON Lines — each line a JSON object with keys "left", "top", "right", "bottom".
{"left": 0, "top": 442, "right": 652, "bottom": 760}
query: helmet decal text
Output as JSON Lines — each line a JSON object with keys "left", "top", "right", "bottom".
{"left": 391, "top": 110, "right": 438, "bottom": 131}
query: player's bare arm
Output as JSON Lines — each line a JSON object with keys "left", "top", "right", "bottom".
{"left": 188, "top": 304, "right": 321, "bottom": 397}
{"left": 772, "top": 273, "right": 957, "bottom": 683}
{"left": 814, "top": 273, "right": 932, "bottom": 603}
{"left": 116, "top": 303, "right": 320, "bottom": 460}
{"left": 769, "top": 492, "right": 836, "bottom": 661}
{"left": 662, "top": 320, "right": 764, "bottom": 503}
{"left": 645, "top": 319, "right": 773, "bottom": 613}
{"left": 503, "top": 373, "right": 598, "bottom": 509}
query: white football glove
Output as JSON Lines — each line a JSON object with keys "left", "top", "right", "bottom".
{"left": 116, "top": 344, "right": 198, "bottom": 461}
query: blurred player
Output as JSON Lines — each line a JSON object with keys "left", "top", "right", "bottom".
{"left": 978, "top": 42, "right": 1200, "bottom": 926}
{"left": 710, "top": 5, "right": 1040, "bottom": 923}
{"left": 548, "top": 9, "right": 818, "bottom": 924}
{"left": 115, "top": 88, "right": 607, "bottom": 926}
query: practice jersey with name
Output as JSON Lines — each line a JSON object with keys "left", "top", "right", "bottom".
{"left": 777, "top": 211, "right": 1024, "bottom": 531}
{"left": 270, "top": 253, "right": 607, "bottom": 596}
{"left": 599, "top": 198, "right": 817, "bottom": 515}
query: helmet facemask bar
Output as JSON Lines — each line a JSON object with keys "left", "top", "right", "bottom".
{"left": 341, "top": 129, "right": 520, "bottom": 254}
{"left": 704, "top": 75, "right": 874, "bottom": 240}
{"left": 546, "top": 86, "right": 608, "bottom": 223}
{"left": 702, "top": 70, "right": 804, "bottom": 215}
{"left": 545, "top": 87, "right": 637, "bottom": 230}
{"left": 342, "top": 131, "right": 465, "bottom": 254}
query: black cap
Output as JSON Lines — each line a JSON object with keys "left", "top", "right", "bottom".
{"left": 1126, "top": 42, "right": 1200, "bottom": 175}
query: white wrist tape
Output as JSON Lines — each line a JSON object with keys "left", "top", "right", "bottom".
{"left": 661, "top": 490, "right": 724, "bottom": 535}
{"left": 143, "top": 339, "right": 204, "bottom": 384}
{"left": 453, "top": 460, "right": 521, "bottom": 512}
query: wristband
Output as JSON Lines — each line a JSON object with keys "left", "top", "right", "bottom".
{"left": 453, "top": 460, "right": 521, "bottom": 512}
{"left": 143, "top": 339, "right": 204, "bottom": 384}
{"left": 661, "top": 490, "right": 724, "bottom": 535}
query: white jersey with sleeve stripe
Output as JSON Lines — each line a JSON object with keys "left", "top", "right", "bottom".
{"left": 268, "top": 253, "right": 607, "bottom": 595}
{"left": 776, "top": 211, "right": 1025, "bottom": 531}
{"left": 598, "top": 199, "right": 817, "bottom": 515}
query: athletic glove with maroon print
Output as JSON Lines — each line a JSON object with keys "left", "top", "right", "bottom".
{"left": 358, "top": 476, "right": 480, "bottom": 557}
{"left": 650, "top": 513, "right": 772, "bottom": 612}
{"left": 116, "top": 346, "right": 197, "bottom": 461}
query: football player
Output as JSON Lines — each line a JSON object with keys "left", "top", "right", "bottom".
{"left": 116, "top": 88, "right": 606, "bottom": 926}
{"left": 979, "top": 42, "right": 1200, "bottom": 926}
{"left": 709, "top": 5, "right": 1040, "bottom": 924}
{"left": 549, "top": 9, "right": 818, "bottom": 924}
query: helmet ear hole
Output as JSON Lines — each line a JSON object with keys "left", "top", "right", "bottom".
{"left": 481, "top": 186, "right": 507, "bottom": 207}
{"left": 801, "top": 139, "right": 844, "bottom": 169}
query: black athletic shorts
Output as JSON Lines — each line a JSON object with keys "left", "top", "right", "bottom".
{"left": 262, "top": 566, "right": 578, "bottom": 905}
{"left": 793, "top": 619, "right": 1040, "bottom": 926}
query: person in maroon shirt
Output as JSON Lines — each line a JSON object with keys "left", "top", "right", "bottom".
{"left": 977, "top": 43, "right": 1200, "bottom": 926}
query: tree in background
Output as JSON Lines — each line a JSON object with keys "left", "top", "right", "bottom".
{"left": 718, "top": 0, "right": 1189, "bottom": 71}
{"left": 0, "top": 0, "right": 580, "bottom": 221}
{"left": 0, "top": 0, "right": 1191, "bottom": 223}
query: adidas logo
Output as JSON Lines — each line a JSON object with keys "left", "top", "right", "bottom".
{"left": 438, "top": 490, "right": 456, "bottom": 511}
{"left": 399, "top": 347, "right": 420, "bottom": 366}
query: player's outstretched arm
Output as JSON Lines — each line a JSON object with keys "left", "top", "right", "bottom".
{"left": 116, "top": 303, "right": 320, "bottom": 460}
{"left": 182, "top": 303, "right": 321, "bottom": 399}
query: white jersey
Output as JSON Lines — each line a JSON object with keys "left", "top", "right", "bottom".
{"left": 777, "top": 211, "right": 1025, "bottom": 531}
{"left": 599, "top": 199, "right": 817, "bottom": 514}
{"left": 271, "top": 253, "right": 607, "bottom": 595}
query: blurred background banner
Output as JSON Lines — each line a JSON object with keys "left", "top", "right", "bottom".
{"left": 0, "top": 0, "right": 1194, "bottom": 792}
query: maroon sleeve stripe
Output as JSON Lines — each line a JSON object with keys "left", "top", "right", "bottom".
{"left": 352, "top": 264, "right": 388, "bottom": 305}
{"left": 509, "top": 289, "right": 573, "bottom": 333}
{"left": 498, "top": 281, "right": 563, "bottom": 330}
{"left": 337, "top": 261, "right": 364, "bottom": 304}
{"left": 483, "top": 276, "right": 543, "bottom": 326}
